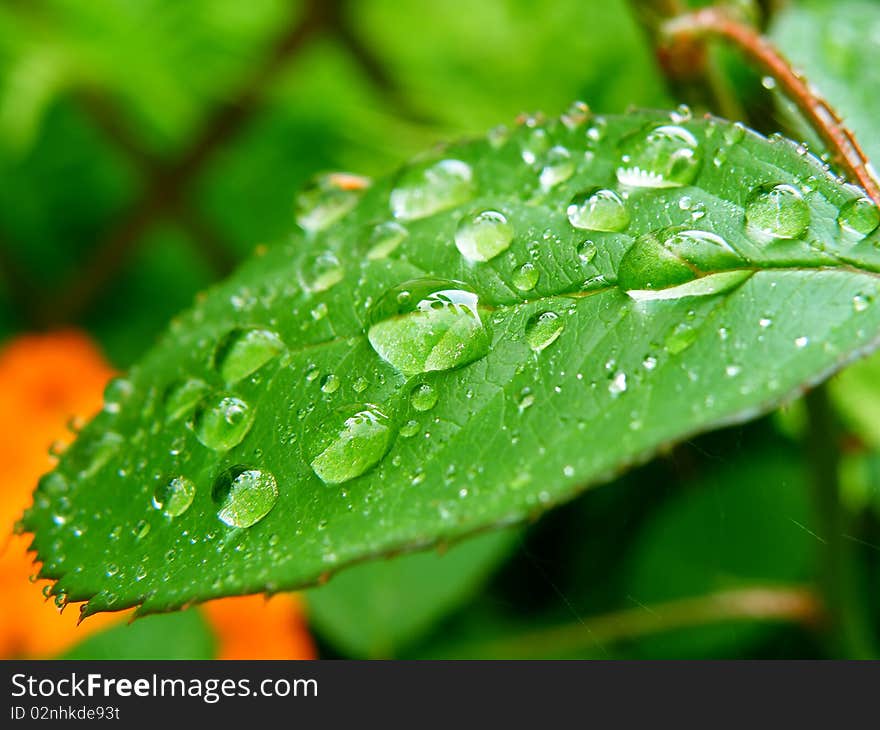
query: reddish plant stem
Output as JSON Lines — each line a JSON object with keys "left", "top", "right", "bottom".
{"left": 662, "top": 7, "right": 880, "bottom": 206}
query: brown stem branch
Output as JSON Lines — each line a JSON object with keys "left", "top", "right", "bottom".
{"left": 662, "top": 7, "right": 880, "bottom": 206}
{"left": 439, "top": 586, "right": 823, "bottom": 659}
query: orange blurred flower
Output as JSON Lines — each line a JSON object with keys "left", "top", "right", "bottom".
{"left": 0, "top": 331, "right": 314, "bottom": 659}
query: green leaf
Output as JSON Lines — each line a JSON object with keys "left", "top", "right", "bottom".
{"left": 61, "top": 610, "right": 215, "bottom": 660}
{"left": 772, "top": 0, "right": 880, "bottom": 164}
{"left": 23, "top": 108, "right": 880, "bottom": 617}
{"left": 622, "top": 446, "right": 814, "bottom": 658}
{"left": 306, "top": 528, "right": 518, "bottom": 658}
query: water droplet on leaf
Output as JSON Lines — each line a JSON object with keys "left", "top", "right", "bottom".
{"left": 539, "top": 146, "right": 575, "bottom": 188}
{"left": 837, "top": 197, "right": 880, "bottom": 241}
{"left": 390, "top": 159, "right": 474, "bottom": 221}
{"left": 617, "top": 125, "right": 701, "bottom": 188}
{"left": 513, "top": 262, "right": 539, "bottom": 292}
{"left": 525, "top": 311, "right": 564, "bottom": 352}
{"left": 367, "top": 221, "right": 409, "bottom": 260}
{"left": 214, "top": 328, "right": 284, "bottom": 384}
{"left": 153, "top": 476, "right": 196, "bottom": 518}
{"left": 410, "top": 383, "right": 438, "bottom": 412}
{"left": 164, "top": 379, "right": 210, "bottom": 422}
{"left": 296, "top": 173, "right": 367, "bottom": 233}
{"left": 745, "top": 183, "right": 810, "bottom": 240}
{"left": 309, "top": 404, "right": 395, "bottom": 484}
{"left": 567, "top": 188, "right": 630, "bottom": 232}
{"left": 213, "top": 466, "right": 278, "bottom": 528}
{"left": 194, "top": 395, "right": 254, "bottom": 452}
{"left": 454, "top": 210, "right": 514, "bottom": 262}
{"left": 367, "top": 279, "right": 490, "bottom": 376}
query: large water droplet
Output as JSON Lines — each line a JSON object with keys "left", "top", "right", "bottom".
{"left": 617, "top": 125, "right": 701, "bottom": 188}
{"left": 567, "top": 188, "right": 630, "bottom": 231}
{"left": 410, "top": 383, "right": 438, "bottom": 412}
{"left": 513, "top": 262, "right": 539, "bottom": 292}
{"left": 390, "top": 159, "right": 474, "bottom": 221}
{"left": 618, "top": 227, "right": 745, "bottom": 298}
{"left": 454, "top": 210, "right": 514, "bottom": 262}
{"left": 214, "top": 328, "right": 284, "bottom": 384}
{"left": 367, "top": 221, "right": 408, "bottom": 260}
{"left": 745, "top": 183, "right": 810, "bottom": 240}
{"left": 213, "top": 466, "right": 278, "bottom": 528}
{"left": 309, "top": 405, "right": 395, "bottom": 484}
{"left": 194, "top": 395, "right": 254, "bottom": 451}
{"left": 153, "top": 476, "right": 196, "bottom": 517}
{"left": 838, "top": 196, "right": 880, "bottom": 241}
{"left": 296, "top": 173, "right": 368, "bottom": 233}
{"left": 164, "top": 379, "right": 210, "bottom": 422}
{"left": 367, "top": 279, "right": 490, "bottom": 376}
{"left": 525, "top": 311, "right": 564, "bottom": 352}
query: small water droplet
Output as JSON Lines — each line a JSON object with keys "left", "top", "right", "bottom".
{"left": 454, "top": 209, "right": 514, "bottom": 262}
{"left": 853, "top": 293, "right": 871, "bottom": 312}
{"left": 193, "top": 395, "right": 255, "bottom": 452}
{"left": 153, "top": 476, "right": 196, "bottom": 517}
{"left": 367, "top": 221, "right": 409, "bottom": 260}
{"left": 561, "top": 100, "right": 591, "bottom": 129}
{"left": 642, "top": 355, "right": 657, "bottom": 370}
{"left": 617, "top": 125, "right": 701, "bottom": 188}
{"left": 213, "top": 466, "right": 278, "bottom": 528}
{"left": 795, "top": 336, "right": 809, "bottom": 348}
{"left": 390, "top": 159, "right": 474, "bottom": 220}
{"left": 517, "top": 387, "right": 535, "bottom": 412}
{"left": 309, "top": 404, "right": 395, "bottom": 484}
{"left": 567, "top": 188, "right": 630, "bottom": 232}
{"left": 761, "top": 75, "right": 777, "bottom": 90}
{"left": 539, "top": 146, "right": 575, "bottom": 188}
{"left": 38, "top": 473, "right": 68, "bottom": 504}
{"left": 577, "top": 240, "right": 598, "bottom": 264}
{"left": 608, "top": 372, "right": 627, "bottom": 397}
{"left": 400, "top": 419, "right": 420, "bottom": 438}
{"left": 665, "top": 322, "right": 699, "bottom": 354}
{"left": 302, "top": 251, "right": 344, "bottom": 293}
{"left": 352, "top": 376, "right": 368, "bottom": 393}
{"left": 521, "top": 127, "right": 550, "bottom": 165}
{"left": 296, "top": 172, "right": 367, "bottom": 233}
{"left": 305, "top": 365, "right": 321, "bottom": 383}
{"left": 367, "top": 279, "right": 490, "bottom": 376}
{"left": 513, "top": 262, "right": 539, "bottom": 292}
{"left": 321, "top": 374, "right": 340, "bottom": 394}
{"left": 745, "top": 183, "right": 810, "bottom": 240}
{"left": 410, "top": 383, "right": 438, "bottom": 412}
{"left": 103, "top": 377, "right": 133, "bottom": 414}
{"left": 525, "top": 311, "right": 564, "bottom": 352}
{"left": 214, "top": 328, "right": 284, "bottom": 384}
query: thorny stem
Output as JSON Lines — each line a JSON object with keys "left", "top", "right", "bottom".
{"left": 661, "top": 7, "right": 880, "bottom": 207}
{"left": 803, "top": 387, "right": 878, "bottom": 658}
{"left": 438, "top": 586, "right": 822, "bottom": 659}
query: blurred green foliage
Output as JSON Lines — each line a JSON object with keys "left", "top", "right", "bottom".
{"left": 2, "top": 0, "right": 878, "bottom": 659}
